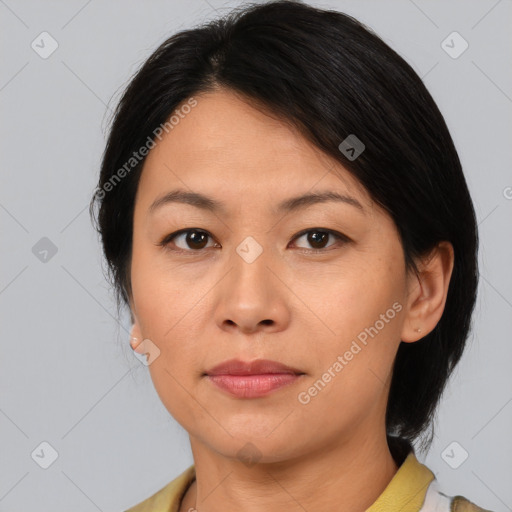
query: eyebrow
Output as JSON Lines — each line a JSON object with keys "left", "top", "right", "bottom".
{"left": 148, "top": 188, "right": 365, "bottom": 216}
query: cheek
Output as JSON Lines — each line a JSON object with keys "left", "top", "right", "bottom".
{"left": 314, "top": 257, "right": 404, "bottom": 338}
{"left": 130, "top": 247, "right": 202, "bottom": 381}
{"left": 304, "top": 258, "right": 404, "bottom": 397}
{"left": 297, "top": 299, "right": 401, "bottom": 430}
{"left": 131, "top": 242, "right": 194, "bottom": 330}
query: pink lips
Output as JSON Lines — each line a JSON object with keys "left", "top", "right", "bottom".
{"left": 204, "top": 358, "right": 305, "bottom": 398}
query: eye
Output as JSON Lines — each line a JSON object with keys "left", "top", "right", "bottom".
{"left": 290, "top": 228, "right": 350, "bottom": 253}
{"left": 158, "top": 229, "right": 218, "bottom": 253}
{"left": 158, "top": 227, "right": 350, "bottom": 254}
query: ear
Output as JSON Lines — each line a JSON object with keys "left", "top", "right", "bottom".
{"left": 129, "top": 299, "right": 144, "bottom": 350}
{"left": 401, "top": 241, "right": 455, "bottom": 343}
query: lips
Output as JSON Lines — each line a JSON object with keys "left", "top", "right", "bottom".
{"left": 204, "top": 358, "right": 305, "bottom": 398}
{"left": 204, "top": 358, "right": 304, "bottom": 376}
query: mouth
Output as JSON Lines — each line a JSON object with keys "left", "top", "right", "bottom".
{"left": 203, "top": 358, "right": 305, "bottom": 398}
{"left": 204, "top": 358, "right": 305, "bottom": 376}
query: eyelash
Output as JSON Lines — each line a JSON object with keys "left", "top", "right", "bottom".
{"left": 157, "top": 228, "right": 350, "bottom": 255}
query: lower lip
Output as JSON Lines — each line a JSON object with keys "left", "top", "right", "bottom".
{"left": 206, "top": 373, "right": 302, "bottom": 398}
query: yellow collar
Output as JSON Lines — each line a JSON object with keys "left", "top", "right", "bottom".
{"left": 126, "top": 451, "right": 435, "bottom": 512}
{"left": 365, "top": 451, "right": 435, "bottom": 512}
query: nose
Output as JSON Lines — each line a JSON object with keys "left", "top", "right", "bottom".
{"left": 213, "top": 242, "right": 291, "bottom": 335}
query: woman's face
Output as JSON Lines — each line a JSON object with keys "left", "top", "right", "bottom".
{"left": 129, "top": 88, "right": 417, "bottom": 462}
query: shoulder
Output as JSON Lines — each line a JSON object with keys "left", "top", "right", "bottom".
{"left": 421, "top": 479, "right": 496, "bottom": 512}
{"left": 448, "top": 494, "right": 495, "bottom": 512}
{"left": 124, "top": 465, "right": 196, "bottom": 512}
{"left": 386, "top": 443, "right": 495, "bottom": 512}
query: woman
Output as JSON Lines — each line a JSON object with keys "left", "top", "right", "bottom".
{"left": 89, "top": 1, "right": 493, "bottom": 511}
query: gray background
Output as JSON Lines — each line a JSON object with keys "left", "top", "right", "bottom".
{"left": 1, "top": 0, "right": 511, "bottom": 511}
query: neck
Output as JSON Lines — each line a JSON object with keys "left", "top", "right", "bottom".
{"left": 179, "top": 429, "right": 399, "bottom": 512}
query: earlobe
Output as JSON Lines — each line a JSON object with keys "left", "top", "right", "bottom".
{"left": 130, "top": 321, "right": 143, "bottom": 350}
{"left": 401, "top": 241, "right": 455, "bottom": 344}
{"left": 128, "top": 296, "right": 143, "bottom": 350}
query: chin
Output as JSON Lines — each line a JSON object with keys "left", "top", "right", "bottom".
{"left": 193, "top": 427, "right": 306, "bottom": 465}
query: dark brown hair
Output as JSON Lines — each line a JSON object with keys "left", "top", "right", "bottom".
{"left": 89, "top": 0, "right": 479, "bottom": 455}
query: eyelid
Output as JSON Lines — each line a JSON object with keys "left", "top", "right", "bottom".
{"left": 290, "top": 228, "right": 351, "bottom": 252}
{"left": 158, "top": 228, "right": 217, "bottom": 252}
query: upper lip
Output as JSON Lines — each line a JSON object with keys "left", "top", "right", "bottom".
{"left": 205, "top": 358, "right": 304, "bottom": 376}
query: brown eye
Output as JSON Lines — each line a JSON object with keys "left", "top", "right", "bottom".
{"left": 307, "top": 230, "right": 329, "bottom": 249}
{"left": 160, "top": 229, "right": 216, "bottom": 252}
{"left": 292, "top": 229, "right": 349, "bottom": 252}
{"left": 183, "top": 230, "right": 209, "bottom": 249}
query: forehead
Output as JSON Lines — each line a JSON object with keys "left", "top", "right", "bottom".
{"left": 137, "top": 89, "right": 372, "bottom": 212}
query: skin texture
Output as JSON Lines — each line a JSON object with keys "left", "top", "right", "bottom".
{"left": 129, "top": 88, "right": 454, "bottom": 512}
